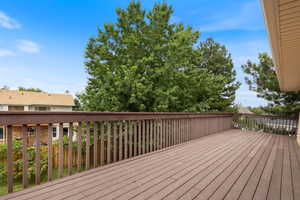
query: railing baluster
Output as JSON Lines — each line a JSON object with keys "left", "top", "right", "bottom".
{"left": 129, "top": 121, "right": 133, "bottom": 158}
{"left": 178, "top": 120, "right": 181, "bottom": 143}
{"left": 160, "top": 120, "right": 163, "bottom": 149}
{"left": 77, "top": 122, "right": 82, "bottom": 172}
{"left": 176, "top": 119, "right": 179, "bottom": 144}
{"left": 153, "top": 119, "right": 157, "bottom": 151}
{"left": 107, "top": 122, "right": 111, "bottom": 164}
{"left": 58, "top": 123, "right": 64, "bottom": 178}
{"left": 119, "top": 122, "right": 123, "bottom": 161}
{"left": 189, "top": 119, "right": 192, "bottom": 140}
{"left": 170, "top": 119, "right": 173, "bottom": 146}
{"left": 35, "top": 125, "right": 41, "bottom": 184}
{"left": 47, "top": 123, "right": 53, "bottom": 181}
{"left": 124, "top": 121, "right": 128, "bottom": 159}
{"left": 150, "top": 120, "right": 153, "bottom": 152}
{"left": 100, "top": 122, "right": 104, "bottom": 166}
{"left": 142, "top": 120, "right": 145, "bottom": 154}
{"left": 93, "top": 122, "right": 98, "bottom": 168}
{"left": 146, "top": 120, "right": 149, "bottom": 153}
{"left": 157, "top": 120, "right": 160, "bottom": 149}
{"left": 6, "top": 126, "right": 13, "bottom": 193}
{"left": 86, "top": 122, "right": 91, "bottom": 169}
{"left": 22, "top": 125, "right": 28, "bottom": 188}
{"left": 288, "top": 119, "right": 291, "bottom": 134}
{"left": 165, "top": 120, "right": 168, "bottom": 147}
{"left": 174, "top": 119, "right": 178, "bottom": 145}
{"left": 184, "top": 119, "right": 187, "bottom": 142}
{"left": 138, "top": 120, "right": 141, "bottom": 155}
{"left": 168, "top": 120, "right": 171, "bottom": 146}
{"left": 68, "top": 123, "right": 73, "bottom": 175}
{"left": 133, "top": 121, "right": 137, "bottom": 157}
{"left": 113, "top": 122, "right": 117, "bottom": 162}
{"left": 182, "top": 119, "right": 185, "bottom": 142}
{"left": 179, "top": 119, "right": 181, "bottom": 143}
{"left": 162, "top": 120, "right": 165, "bottom": 148}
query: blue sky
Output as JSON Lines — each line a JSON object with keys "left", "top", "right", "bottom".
{"left": 0, "top": 0, "right": 271, "bottom": 107}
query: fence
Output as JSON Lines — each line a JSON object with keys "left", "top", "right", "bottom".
{"left": 0, "top": 111, "right": 233, "bottom": 194}
{"left": 233, "top": 113, "right": 298, "bottom": 135}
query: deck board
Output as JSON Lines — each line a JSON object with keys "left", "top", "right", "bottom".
{"left": 1, "top": 129, "right": 299, "bottom": 200}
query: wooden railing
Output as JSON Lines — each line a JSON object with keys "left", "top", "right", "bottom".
{"left": 0, "top": 112, "right": 233, "bottom": 194}
{"left": 233, "top": 113, "right": 298, "bottom": 135}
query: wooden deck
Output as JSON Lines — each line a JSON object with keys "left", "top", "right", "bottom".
{"left": 1, "top": 129, "right": 300, "bottom": 200}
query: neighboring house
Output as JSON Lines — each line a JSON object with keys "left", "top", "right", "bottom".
{"left": 0, "top": 89, "right": 75, "bottom": 144}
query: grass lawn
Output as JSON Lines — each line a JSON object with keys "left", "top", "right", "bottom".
{"left": 0, "top": 166, "right": 79, "bottom": 196}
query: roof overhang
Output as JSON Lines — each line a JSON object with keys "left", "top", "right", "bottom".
{"left": 261, "top": 0, "right": 300, "bottom": 91}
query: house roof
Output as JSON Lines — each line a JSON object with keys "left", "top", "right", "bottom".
{"left": 261, "top": 0, "right": 300, "bottom": 91}
{"left": 0, "top": 90, "right": 75, "bottom": 106}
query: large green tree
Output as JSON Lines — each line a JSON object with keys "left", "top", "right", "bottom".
{"left": 195, "top": 38, "right": 240, "bottom": 111}
{"left": 242, "top": 53, "right": 300, "bottom": 117}
{"left": 79, "top": 1, "right": 239, "bottom": 112}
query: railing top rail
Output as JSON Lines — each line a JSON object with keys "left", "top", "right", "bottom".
{"left": 0, "top": 111, "right": 234, "bottom": 125}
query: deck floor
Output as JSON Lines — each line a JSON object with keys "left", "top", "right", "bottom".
{"left": 1, "top": 129, "right": 300, "bottom": 200}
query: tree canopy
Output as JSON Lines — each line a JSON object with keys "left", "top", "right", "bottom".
{"left": 18, "top": 87, "right": 43, "bottom": 92}
{"left": 242, "top": 53, "right": 300, "bottom": 117}
{"left": 79, "top": 1, "right": 239, "bottom": 112}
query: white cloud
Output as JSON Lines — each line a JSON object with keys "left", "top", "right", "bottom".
{"left": 199, "top": 2, "right": 264, "bottom": 32}
{"left": 17, "top": 40, "right": 40, "bottom": 53}
{"left": 0, "top": 11, "right": 21, "bottom": 29}
{"left": 0, "top": 49, "right": 15, "bottom": 57}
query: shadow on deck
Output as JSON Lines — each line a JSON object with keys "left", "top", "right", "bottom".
{"left": 1, "top": 129, "right": 300, "bottom": 200}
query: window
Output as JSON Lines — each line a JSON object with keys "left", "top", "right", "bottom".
{"left": 0, "top": 128, "right": 3, "bottom": 139}
{"left": 8, "top": 106, "right": 24, "bottom": 111}
{"left": 63, "top": 127, "right": 68, "bottom": 136}
{"left": 27, "top": 127, "right": 36, "bottom": 136}
{"left": 53, "top": 127, "right": 57, "bottom": 138}
{"left": 34, "top": 107, "right": 50, "bottom": 111}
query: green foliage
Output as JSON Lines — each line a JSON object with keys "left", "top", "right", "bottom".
{"left": 248, "top": 106, "right": 265, "bottom": 115}
{"left": 18, "top": 87, "right": 43, "bottom": 93}
{"left": 0, "top": 140, "right": 48, "bottom": 185}
{"left": 194, "top": 38, "right": 240, "bottom": 111}
{"left": 79, "top": 1, "right": 239, "bottom": 112}
{"left": 242, "top": 53, "right": 300, "bottom": 117}
{"left": 73, "top": 96, "right": 82, "bottom": 111}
